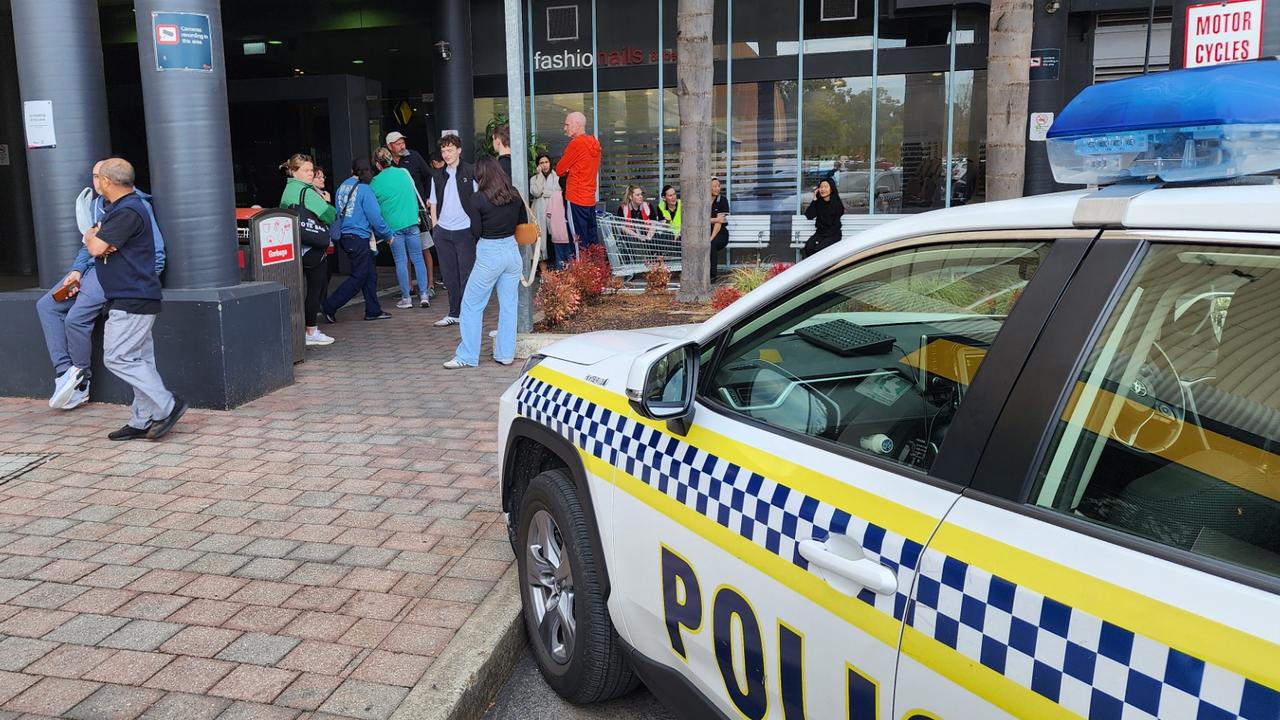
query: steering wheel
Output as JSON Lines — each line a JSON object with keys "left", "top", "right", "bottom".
{"left": 719, "top": 358, "right": 842, "bottom": 439}
{"left": 1109, "top": 341, "right": 1187, "bottom": 455}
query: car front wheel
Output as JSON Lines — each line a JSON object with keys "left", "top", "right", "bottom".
{"left": 517, "top": 468, "right": 638, "bottom": 703}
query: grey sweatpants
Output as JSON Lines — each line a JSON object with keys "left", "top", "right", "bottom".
{"left": 104, "top": 309, "right": 175, "bottom": 430}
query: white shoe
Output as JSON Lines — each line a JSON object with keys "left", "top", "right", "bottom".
{"left": 442, "top": 358, "right": 471, "bottom": 369}
{"left": 61, "top": 382, "right": 90, "bottom": 410}
{"left": 494, "top": 358, "right": 513, "bottom": 366}
{"left": 306, "top": 331, "right": 335, "bottom": 346}
{"left": 419, "top": 294, "right": 431, "bottom": 308}
{"left": 434, "top": 316, "right": 459, "bottom": 327}
{"left": 49, "top": 367, "right": 85, "bottom": 409}
{"left": 488, "top": 330, "right": 498, "bottom": 338}
{"left": 396, "top": 297, "right": 414, "bottom": 310}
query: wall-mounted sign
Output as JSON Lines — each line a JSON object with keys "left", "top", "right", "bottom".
{"left": 1029, "top": 48, "right": 1061, "bottom": 81}
{"left": 533, "top": 46, "right": 678, "bottom": 71}
{"left": 258, "top": 216, "right": 295, "bottom": 266}
{"left": 1185, "top": 0, "right": 1264, "bottom": 68}
{"left": 1029, "top": 112, "right": 1055, "bottom": 142}
{"left": 153, "top": 12, "right": 213, "bottom": 72}
{"left": 23, "top": 101, "right": 56, "bottom": 148}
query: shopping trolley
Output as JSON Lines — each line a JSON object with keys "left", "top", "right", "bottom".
{"left": 596, "top": 214, "right": 682, "bottom": 279}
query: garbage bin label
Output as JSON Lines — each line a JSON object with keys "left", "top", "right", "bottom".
{"left": 259, "top": 216, "right": 296, "bottom": 266}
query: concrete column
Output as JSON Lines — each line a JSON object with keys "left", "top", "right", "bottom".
{"left": 0, "top": 2, "right": 36, "bottom": 277}
{"left": 1024, "top": 3, "right": 1070, "bottom": 196}
{"left": 10, "top": 0, "right": 111, "bottom": 288}
{"left": 432, "top": 0, "right": 476, "bottom": 158}
{"left": 134, "top": 0, "right": 238, "bottom": 289}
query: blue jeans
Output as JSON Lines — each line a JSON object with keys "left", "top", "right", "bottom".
{"left": 389, "top": 225, "right": 428, "bottom": 299}
{"left": 323, "top": 234, "right": 383, "bottom": 318}
{"left": 36, "top": 266, "right": 106, "bottom": 377}
{"left": 454, "top": 237, "right": 521, "bottom": 366}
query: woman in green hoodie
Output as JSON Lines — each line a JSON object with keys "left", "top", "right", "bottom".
{"left": 372, "top": 147, "right": 431, "bottom": 310}
{"left": 279, "top": 154, "right": 338, "bottom": 345}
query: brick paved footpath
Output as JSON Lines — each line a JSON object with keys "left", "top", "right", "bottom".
{"left": 0, "top": 295, "right": 523, "bottom": 720}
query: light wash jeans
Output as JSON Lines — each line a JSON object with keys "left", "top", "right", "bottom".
{"left": 36, "top": 266, "right": 106, "bottom": 377}
{"left": 388, "top": 225, "right": 427, "bottom": 299}
{"left": 454, "top": 237, "right": 521, "bottom": 366}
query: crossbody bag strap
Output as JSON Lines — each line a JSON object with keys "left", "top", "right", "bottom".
{"left": 519, "top": 191, "right": 543, "bottom": 289}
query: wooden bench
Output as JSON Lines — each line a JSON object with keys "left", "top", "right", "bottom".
{"left": 789, "top": 213, "right": 911, "bottom": 260}
{"left": 724, "top": 214, "right": 772, "bottom": 266}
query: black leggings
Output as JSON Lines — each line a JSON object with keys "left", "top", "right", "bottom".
{"left": 302, "top": 249, "right": 328, "bottom": 327}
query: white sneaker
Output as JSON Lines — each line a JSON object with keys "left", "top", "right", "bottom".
{"left": 434, "top": 316, "right": 459, "bottom": 327}
{"left": 396, "top": 297, "right": 414, "bottom": 309}
{"left": 442, "top": 358, "right": 471, "bottom": 369}
{"left": 419, "top": 294, "right": 431, "bottom": 308}
{"left": 49, "top": 367, "right": 85, "bottom": 409}
{"left": 61, "top": 382, "right": 90, "bottom": 410}
{"left": 306, "top": 331, "right": 335, "bottom": 346}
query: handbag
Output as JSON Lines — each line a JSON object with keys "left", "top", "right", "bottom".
{"left": 515, "top": 193, "right": 540, "bottom": 247}
{"left": 293, "top": 186, "right": 331, "bottom": 250}
{"left": 408, "top": 169, "right": 433, "bottom": 232}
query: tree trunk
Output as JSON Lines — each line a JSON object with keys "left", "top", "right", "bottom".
{"left": 676, "top": 0, "right": 713, "bottom": 303}
{"left": 985, "top": 0, "right": 1034, "bottom": 201}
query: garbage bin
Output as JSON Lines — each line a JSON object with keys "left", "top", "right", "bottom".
{"left": 243, "top": 209, "right": 306, "bottom": 364}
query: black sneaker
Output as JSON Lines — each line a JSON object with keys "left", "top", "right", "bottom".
{"left": 146, "top": 396, "right": 188, "bottom": 440}
{"left": 321, "top": 310, "right": 337, "bottom": 324}
{"left": 108, "top": 424, "right": 151, "bottom": 441}
{"left": 364, "top": 312, "right": 392, "bottom": 321}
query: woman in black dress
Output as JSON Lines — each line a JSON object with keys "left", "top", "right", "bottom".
{"left": 803, "top": 178, "right": 844, "bottom": 258}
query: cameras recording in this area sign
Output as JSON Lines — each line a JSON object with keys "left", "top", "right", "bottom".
{"left": 1184, "top": 0, "right": 1264, "bottom": 68}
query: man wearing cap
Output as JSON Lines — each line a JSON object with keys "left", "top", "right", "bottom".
{"left": 387, "top": 131, "right": 437, "bottom": 297}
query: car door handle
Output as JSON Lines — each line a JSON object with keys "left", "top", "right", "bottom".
{"left": 798, "top": 537, "right": 898, "bottom": 596}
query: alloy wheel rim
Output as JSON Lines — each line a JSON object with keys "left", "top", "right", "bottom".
{"left": 525, "top": 509, "right": 576, "bottom": 665}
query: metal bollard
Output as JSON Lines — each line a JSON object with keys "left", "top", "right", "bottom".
{"left": 245, "top": 209, "right": 305, "bottom": 363}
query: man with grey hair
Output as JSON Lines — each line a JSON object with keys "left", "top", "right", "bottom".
{"left": 555, "top": 111, "right": 602, "bottom": 249}
{"left": 37, "top": 160, "right": 166, "bottom": 411}
{"left": 84, "top": 158, "right": 186, "bottom": 441}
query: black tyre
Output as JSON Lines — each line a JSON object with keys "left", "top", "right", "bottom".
{"left": 516, "top": 468, "right": 639, "bottom": 703}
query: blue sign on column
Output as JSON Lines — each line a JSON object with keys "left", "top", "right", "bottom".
{"left": 152, "top": 12, "right": 213, "bottom": 72}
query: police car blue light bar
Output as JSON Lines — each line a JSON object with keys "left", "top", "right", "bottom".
{"left": 1046, "top": 61, "right": 1280, "bottom": 184}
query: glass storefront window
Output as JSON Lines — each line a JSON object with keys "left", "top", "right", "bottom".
{"left": 950, "top": 69, "right": 987, "bottom": 207}
{"left": 801, "top": 76, "right": 875, "bottom": 215}
{"left": 877, "top": 72, "right": 946, "bottom": 213}
{"left": 802, "top": 0, "right": 874, "bottom": 55}
{"left": 599, "top": 89, "right": 662, "bottom": 209}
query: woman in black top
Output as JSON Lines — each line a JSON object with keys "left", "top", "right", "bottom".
{"left": 803, "top": 178, "right": 845, "bottom": 257}
{"left": 444, "top": 156, "right": 528, "bottom": 369}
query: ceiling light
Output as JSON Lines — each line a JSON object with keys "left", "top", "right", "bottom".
{"left": 267, "top": 40, "right": 284, "bottom": 45}
{"left": 352, "top": 59, "right": 365, "bottom": 64}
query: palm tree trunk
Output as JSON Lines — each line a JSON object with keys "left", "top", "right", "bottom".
{"left": 985, "top": 0, "right": 1034, "bottom": 201}
{"left": 676, "top": 0, "right": 713, "bottom": 303}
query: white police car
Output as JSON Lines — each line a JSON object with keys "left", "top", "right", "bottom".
{"left": 497, "top": 62, "right": 1280, "bottom": 719}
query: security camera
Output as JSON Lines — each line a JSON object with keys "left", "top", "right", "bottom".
{"left": 435, "top": 41, "right": 452, "bottom": 61}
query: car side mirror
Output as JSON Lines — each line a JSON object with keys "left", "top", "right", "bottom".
{"left": 626, "top": 342, "right": 699, "bottom": 436}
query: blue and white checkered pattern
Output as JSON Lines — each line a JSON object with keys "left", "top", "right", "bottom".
{"left": 910, "top": 549, "right": 1279, "bottom": 720}
{"left": 517, "top": 375, "right": 1279, "bottom": 720}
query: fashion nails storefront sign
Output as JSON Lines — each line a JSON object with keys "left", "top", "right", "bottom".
{"left": 533, "top": 45, "right": 677, "bottom": 71}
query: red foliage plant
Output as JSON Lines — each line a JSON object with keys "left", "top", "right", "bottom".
{"left": 766, "top": 261, "right": 793, "bottom": 280}
{"left": 645, "top": 257, "right": 672, "bottom": 293}
{"left": 710, "top": 285, "right": 743, "bottom": 311}
{"left": 535, "top": 269, "right": 581, "bottom": 325}
{"left": 563, "top": 244, "right": 613, "bottom": 301}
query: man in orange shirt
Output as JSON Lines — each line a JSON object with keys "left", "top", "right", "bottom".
{"left": 555, "top": 111, "right": 602, "bottom": 248}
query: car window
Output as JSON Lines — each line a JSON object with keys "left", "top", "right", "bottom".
{"left": 704, "top": 241, "right": 1050, "bottom": 473}
{"left": 1031, "top": 244, "right": 1280, "bottom": 578}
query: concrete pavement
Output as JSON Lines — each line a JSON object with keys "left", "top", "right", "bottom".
{"left": 0, "top": 284, "right": 520, "bottom": 719}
